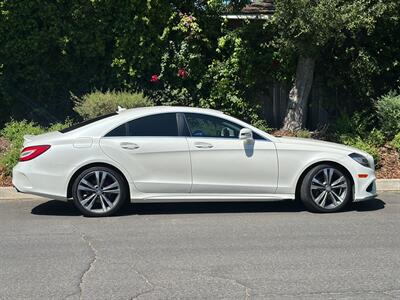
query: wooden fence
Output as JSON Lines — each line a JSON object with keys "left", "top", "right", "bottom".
{"left": 260, "top": 81, "right": 350, "bottom": 129}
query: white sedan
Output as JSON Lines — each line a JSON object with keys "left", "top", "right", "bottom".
{"left": 13, "top": 106, "right": 377, "bottom": 216}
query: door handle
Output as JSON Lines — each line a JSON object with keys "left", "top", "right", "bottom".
{"left": 194, "top": 142, "right": 214, "bottom": 149}
{"left": 120, "top": 142, "right": 140, "bottom": 150}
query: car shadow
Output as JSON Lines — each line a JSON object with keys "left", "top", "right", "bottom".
{"left": 31, "top": 198, "right": 386, "bottom": 217}
{"left": 347, "top": 198, "right": 386, "bottom": 212}
{"left": 31, "top": 200, "right": 81, "bottom": 216}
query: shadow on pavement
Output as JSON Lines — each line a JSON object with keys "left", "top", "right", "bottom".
{"left": 31, "top": 197, "right": 386, "bottom": 217}
{"left": 347, "top": 198, "right": 386, "bottom": 212}
{"left": 118, "top": 200, "right": 305, "bottom": 215}
{"left": 31, "top": 200, "right": 81, "bottom": 216}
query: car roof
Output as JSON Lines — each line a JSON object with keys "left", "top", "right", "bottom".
{"left": 62, "top": 106, "right": 226, "bottom": 137}
{"left": 117, "top": 106, "right": 224, "bottom": 116}
{"left": 49, "top": 105, "right": 276, "bottom": 142}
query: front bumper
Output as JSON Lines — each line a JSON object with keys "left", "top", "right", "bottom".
{"left": 354, "top": 194, "right": 378, "bottom": 202}
{"left": 353, "top": 170, "right": 377, "bottom": 202}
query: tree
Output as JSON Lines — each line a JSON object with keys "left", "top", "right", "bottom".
{"left": 317, "top": 0, "right": 400, "bottom": 102}
{"left": 273, "top": 0, "right": 389, "bottom": 130}
{"left": 0, "top": 0, "right": 120, "bottom": 124}
{"left": 0, "top": 0, "right": 174, "bottom": 125}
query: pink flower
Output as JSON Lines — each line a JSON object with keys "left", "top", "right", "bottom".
{"left": 150, "top": 74, "right": 159, "bottom": 82}
{"left": 177, "top": 68, "right": 187, "bottom": 78}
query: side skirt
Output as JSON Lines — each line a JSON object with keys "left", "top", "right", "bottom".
{"left": 130, "top": 193, "right": 295, "bottom": 203}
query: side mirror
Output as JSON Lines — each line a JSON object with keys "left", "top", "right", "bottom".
{"left": 239, "top": 128, "right": 253, "bottom": 141}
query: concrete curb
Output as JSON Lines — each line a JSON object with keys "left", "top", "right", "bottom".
{"left": 376, "top": 179, "right": 400, "bottom": 192}
{"left": 0, "top": 187, "right": 48, "bottom": 200}
{"left": 1, "top": 179, "right": 399, "bottom": 200}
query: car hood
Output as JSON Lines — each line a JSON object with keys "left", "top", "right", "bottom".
{"left": 274, "top": 136, "right": 368, "bottom": 156}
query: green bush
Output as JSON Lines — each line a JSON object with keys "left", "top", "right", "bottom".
{"left": 296, "top": 130, "right": 312, "bottom": 139}
{"left": 367, "top": 128, "right": 386, "bottom": 147}
{"left": 391, "top": 132, "right": 400, "bottom": 152}
{"left": 331, "top": 111, "right": 371, "bottom": 137}
{"left": 0, "top": 120, "right": 45, "bottom": 147}
{"left": 0, "top": 147, "right": 21, "bottom": 177}
{"left": 339, "top": 134, "right": 380, "bottom": 165}
{"left": 48, "top": 119, "right": 73, "bottom": 132}
{"left": 251, "top": 118, "right": 272, "bottom": 133}
{"left": 0, "top": 120, "right": 71, "bottom": 176}
{"left": 73, "top": 91, "right": 153, "bottom": 120}
{"left": 332, "top": 111, "right": 385, "bottom": 166}
{"left": 376, "top": 91, "right": 400, "bottom": 137}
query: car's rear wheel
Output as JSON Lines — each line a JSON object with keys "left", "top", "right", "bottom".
{"left": 72, "top": 166, "right": 128, "bottom": 217}
{"left": 300, "top": 164, "right": 352, "bottom": 213}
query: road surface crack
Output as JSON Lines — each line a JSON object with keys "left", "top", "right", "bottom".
{"left": 78, "top": 233, "right": 97, "bottom": 300}
{"left": 197, "top": 272, "right": 251, "bottom": 299}
{"left": 130, "top": 264, "right": 156, "bottom": 299}
{"left": 130, "top": 288, "right": 154, "bottom": 300}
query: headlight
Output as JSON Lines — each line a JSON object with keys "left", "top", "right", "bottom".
{"left": 349, "top": 153, "right": 371, "bottom": 168}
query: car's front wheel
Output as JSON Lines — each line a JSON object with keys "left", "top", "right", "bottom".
{"left": 72, "top": 166, "right": 128, "bottom": 217}
{"left": 300, "top": 164, "right": 352, "bottom": 213}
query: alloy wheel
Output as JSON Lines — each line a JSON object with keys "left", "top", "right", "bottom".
{"left": 309, "top": 167, "right": 348, "bottom": 209}
{"left": 76, "top": 170, "right": 121, "bottom": 214}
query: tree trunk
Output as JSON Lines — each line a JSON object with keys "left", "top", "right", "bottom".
{"left": 282, "top": 55, "right": 316, "bottom": 131}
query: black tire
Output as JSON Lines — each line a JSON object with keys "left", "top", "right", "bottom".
{"left": 72, "top": 166, "right": 129, "bottom": 217}
{"left": 300, "top": 164, "right": 352, "bottom": 213}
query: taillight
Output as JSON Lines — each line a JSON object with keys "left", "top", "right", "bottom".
{"left": 19, "top": 145, "right": 51, "bottom": 161}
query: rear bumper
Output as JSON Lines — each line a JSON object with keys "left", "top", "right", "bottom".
{"left": 12, "top": 162, "right": 68, "bottom": 201}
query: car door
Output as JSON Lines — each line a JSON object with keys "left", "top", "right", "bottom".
{"left": 184, "top": 113, "right": 278, "bottom": 194}
{"left": 100, "top": 113, "right": 191, "bottom": 193}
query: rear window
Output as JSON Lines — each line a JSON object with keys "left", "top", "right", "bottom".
{"left": 60, "top": 113, "right": 117, "bottom": 133}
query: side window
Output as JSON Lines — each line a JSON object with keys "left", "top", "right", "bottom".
{"left": 184, "top": 113, "right": 266, "bottom": 140}
{"left": 106, "top": 123, "right": 127, "bottom": 137}
{"left": 184, "top": 113, "right": 242, "bottom": 138}
{"left": 105, "top": 113, "right": 178, "bottom": 137}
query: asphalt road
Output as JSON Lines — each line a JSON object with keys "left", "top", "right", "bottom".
{"left": 0, "top": 192, "right": 399, "bottom": 300}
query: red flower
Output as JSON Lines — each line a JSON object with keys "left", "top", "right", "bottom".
{"left": 177, "top": 68, "right": 187, "bottom": 78}
{"left": 150, "top": 74, "right": 159, "bottom": 82}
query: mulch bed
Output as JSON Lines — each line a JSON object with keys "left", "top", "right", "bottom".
{"left": 271, "top": 129, "right": 297, "bottom": 137}
{"left": 0, "top": 134, "right": 398, "bottom": 186}
{"left": 0, "top": 137, "right": 9, "bottom": 153}
{"left": 376, "top": 144, "right": 400, "bottom": 179}
{"left": 0, "top": 172, "right": 12, "bottom": 187}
